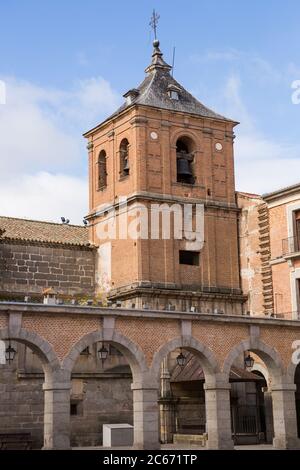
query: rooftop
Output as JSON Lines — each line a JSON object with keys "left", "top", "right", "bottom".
{"left": 263, "top": 182, "right": 300, "bottom": 202}
{"left": 84, "top": 39, "right": 236, "bottom": 136}
{"left": 0, "top": 216, "right": 92, "bottom": 247}
{"left": 236, "top": 191, "right": 262, "bottom": 199}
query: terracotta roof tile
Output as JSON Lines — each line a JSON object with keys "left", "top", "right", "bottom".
{"left": 0, "top": 216, "right": 92, "bottom": 247}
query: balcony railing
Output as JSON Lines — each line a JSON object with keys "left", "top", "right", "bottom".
{"left": 282, "top": 236, "right": 300, "bottom": 256}
{"left": 268, "top": 311, "right": 300, "bottom": 320}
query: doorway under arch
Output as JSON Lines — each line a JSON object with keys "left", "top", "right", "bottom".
{"left": 0, "top": 328, "right": 59, "bottom": 449}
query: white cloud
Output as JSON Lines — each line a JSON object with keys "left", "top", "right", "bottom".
{"left": 223, "top": 75, "right": 254, "bottom": 131}
{"left": 0, "top": 77, "right": 121, "bottom": 175}
{"left": 0, "top": 172, "right": 87, "bottom": 224}
{"left": 0, "top": 76, "right": 121, "bottom": 222}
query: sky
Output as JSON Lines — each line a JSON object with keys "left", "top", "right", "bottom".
{"left": 0, "top": 0, "right": 300, "bottom": 224}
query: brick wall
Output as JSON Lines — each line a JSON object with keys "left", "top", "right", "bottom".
{"left": 87, "top": 104, "right": 241, "bottom": 310}
{"left": 0, "top": 241, "right": 96, "bottom": 300}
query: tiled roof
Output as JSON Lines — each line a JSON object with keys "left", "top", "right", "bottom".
{"left": 237, "top": 191, "right": 262, "bottom": 199}
{"left": 0, "top": 216, "right": 92, "bottom": 247}
{"left": 84, "top": 40, "right": 236, "bottom": 136}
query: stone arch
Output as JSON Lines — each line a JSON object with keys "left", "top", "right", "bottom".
{"left": 61, "top": 329, "right": 148, "bottom": 382}
{"left": 223, "top": 338, "right": 284, "bottom": 384}
{"left": 286, "top": 361, "right": 298, "bottom": 384}
{"left": 150, "top": 336, "right": 220, "bottom": 385}
{"left": 119, "top": 137, "right": 130, "bottom": 177}
{"left": 0, "top": 327, "right": 64, "bottom": 449}
{"left": 97, "top": 149, "right": 107, "bottom": 190}
{"left": 251, "top": 363, "right": 270, "bottom": 385}
{"left": 286, "top": 341, "right": 300, "bottom": 384}
{"left": 170, "top": 128, "right": 200, "bottom": 152}
{"left": 0, "top": 327, "right": 60, "bottom": 381}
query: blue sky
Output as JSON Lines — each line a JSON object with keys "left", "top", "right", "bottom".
{"left": 0, "top": 0, "right": 300, "bottom": 223}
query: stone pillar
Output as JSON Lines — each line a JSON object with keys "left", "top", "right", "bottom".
{"left": 132, "top": 382, "right": 160, "bottom": 450}
{"left": 204, "top": 382, "right": 234, "bottom": 449}
{"left": 43, "top": 379, "right": 71, "bottom": 450}
{"left": 264, "top": 391, "right": 274, "bottom": 444}
{"left": 272, "top": 383, "right": 300, "bottom": 449}
{"left": 159, "top": 358, "right": 176, "bottom": 443}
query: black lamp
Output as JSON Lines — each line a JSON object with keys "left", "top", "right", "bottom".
{"left": 244, "top": 353, "right": 254, "bottom": 369}
{"left": 5, "top": 341, "right": 17, "bottom": 364}
{"left": 176, "top": 348, "right": 186, "bottom": 367}
{"left": 97, "top": 343, "right": 109, "bottom": 366}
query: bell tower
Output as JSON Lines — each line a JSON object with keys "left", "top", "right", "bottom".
{"left": 84, "top": 37, "right": 245, "bottom": 314}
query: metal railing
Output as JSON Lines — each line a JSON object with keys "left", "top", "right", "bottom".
{"left": 282, "top": 236, "right": 300, "bottom": 256}
{"left": 268, "top": 311, "right": 300, "bottom": 320}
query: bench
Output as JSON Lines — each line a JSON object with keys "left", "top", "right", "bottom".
{"left": 0, "top": 433, "right": 33, "bottom": 450}
{"left": 173, "top": 433, "right": 208, "bottom": 447}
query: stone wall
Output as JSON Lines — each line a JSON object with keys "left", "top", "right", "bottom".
{"left": 0, "top": 364, "right": 133, "bottom": 449}
{"left": 0, "top": 241, "right": 96, "bottom": 300}
{"left": 0, "top": 366, "right": 44, "bottom": 449}
{"left": 70, "top": 376, "right": 133, "bottom": 447}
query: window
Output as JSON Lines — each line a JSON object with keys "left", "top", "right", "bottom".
{"left": 70, "top": 403, "right": 78, "bottom": 416}
{"left": 176, "top": 137, "right": 195, "bottom": 185}
{"left": 98, "top": 150, "right": 107, "bottom": 190}
{"left": 70, "top": 400, "right": 83, "bottom": 416}
{"left": 169, "top": 90, "right": 179, "bottom": 100}
{"left": 120, "top": 138, "right": 130, "bottom": 177}
{"left": 179, "top": 250, "right": 199, "bottom": 266}
{"left": 167, "top": 85, "right": 180, "bottom": 101}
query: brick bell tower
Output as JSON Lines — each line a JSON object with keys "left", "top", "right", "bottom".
{"left": 84, "top": 38, "right": 245, "bottom": 314}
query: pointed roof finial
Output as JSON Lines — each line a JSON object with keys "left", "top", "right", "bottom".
{"left": 146, "top": 10, "right": 172, "bottom": 74}
{"left": 149, "top": 9, "right": 160, "bottom": 40}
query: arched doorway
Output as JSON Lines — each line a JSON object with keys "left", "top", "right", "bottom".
{"left": 0, "top": 328, "right": 59, "bottom": 449}
{"left": 295, "top": 363, "right": 300, "bottom": 437}
{"left": 223, "top": 339, "right": 299, "bottom": 449}
{"left": 151, "top": 336, "right": 233, "bottom": 449}
{"left": 62, "top": 330, "right": 149, "bottom": 449}
{"left": 69, "top": 341, "right": 134, "bottom": 447}
{"left": 229, "top": 357, "right": 271, "bottom": 445}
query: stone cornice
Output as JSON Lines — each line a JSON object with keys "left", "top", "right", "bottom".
{"left": 86, "top": 191, "right": 239, "bottom": 220}
{"left": 0, "top": 302, "right": 300, "bottom": 328}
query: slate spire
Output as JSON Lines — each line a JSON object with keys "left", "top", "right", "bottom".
{"left": 145, "top": 39, "right": 172, "bottom": 75}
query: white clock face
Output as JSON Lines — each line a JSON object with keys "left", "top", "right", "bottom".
{"left": 150, "top": 131, "right": 158, "bottom": 140}
{"left": 215, "top": 142, "right": 223, "bottom": 151}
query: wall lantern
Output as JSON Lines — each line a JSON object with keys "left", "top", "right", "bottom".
{"left": 176, "top": 349, "right": 186, "bottom": 368}
{"left": 97, "top": 343, "right": 109, "bottom": 366}
{"left": 244, "top": 353, "right": 254, "bottom": 369}
{"left": 5, "top": 341, "right": 17, "bottom": 364}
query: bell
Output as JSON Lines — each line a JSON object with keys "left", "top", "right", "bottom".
{"left": 123, "top": 158, "right": 130, "bottom": 174}
{"left": 177, "top": 157, "right": 192, "bottom": 177}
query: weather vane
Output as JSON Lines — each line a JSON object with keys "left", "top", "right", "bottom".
{"left": 149, "top": 9, "right": 160, "bottom": 40}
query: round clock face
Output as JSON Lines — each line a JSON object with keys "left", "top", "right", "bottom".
{"left": 215, "top": 142, "right": 223, "bottom": 151}
{"left": 150, "top": 131, "right": 158, "bottom": 140}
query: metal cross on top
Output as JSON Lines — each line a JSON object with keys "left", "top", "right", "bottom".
{"left": 149, "top": 9, "right": 160, "bottom": 40}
